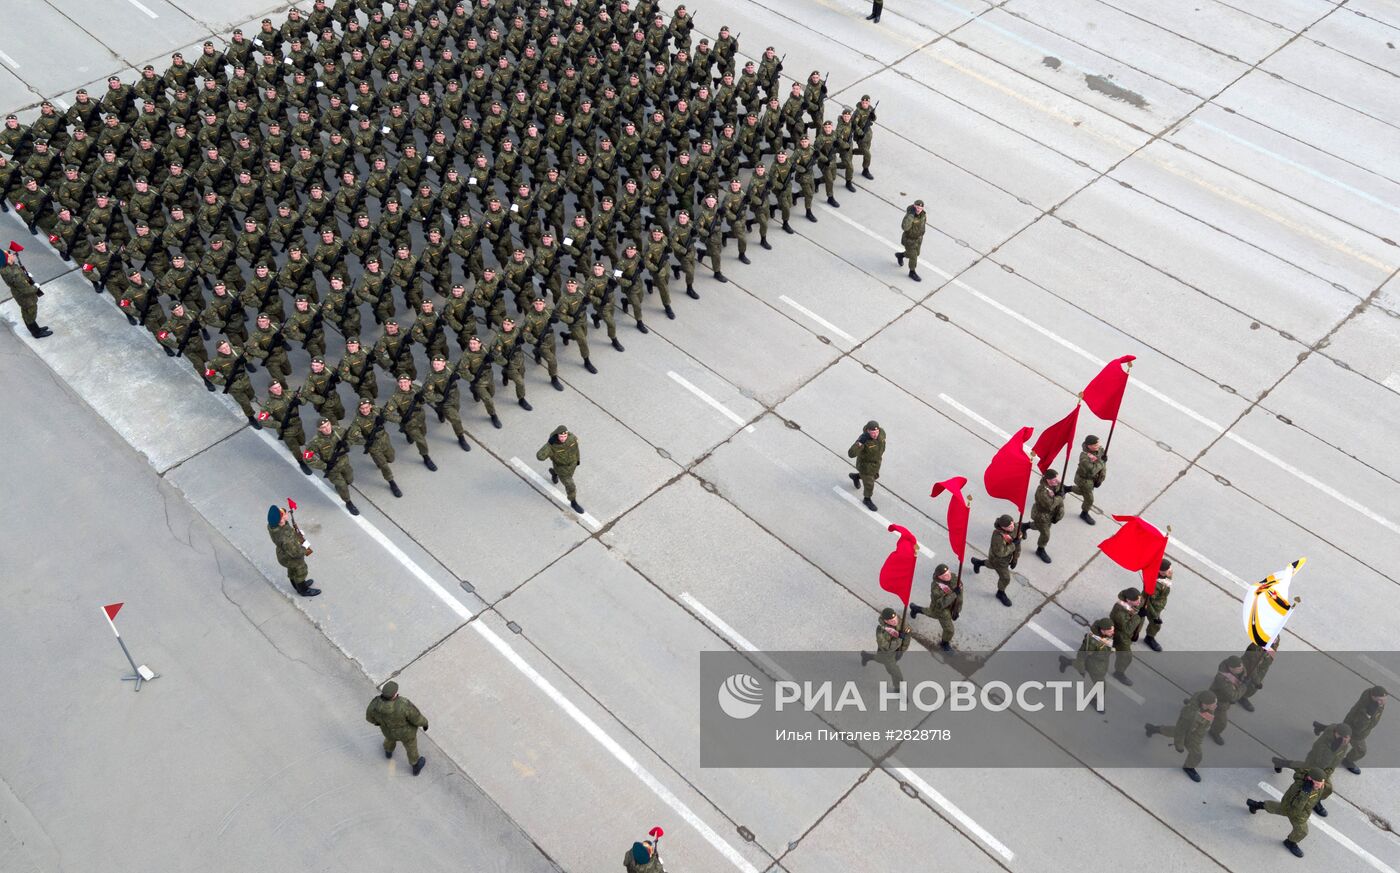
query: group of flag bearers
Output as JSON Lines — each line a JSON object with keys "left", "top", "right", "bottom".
{"left": 864, "top": 354, "right": 1387, "bottom": 859}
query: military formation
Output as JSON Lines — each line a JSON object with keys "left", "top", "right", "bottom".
{"left": 0, "top": 0, "right": 882, "bottom": 520}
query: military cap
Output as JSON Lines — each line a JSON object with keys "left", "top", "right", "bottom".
{"left": 1042, "top": 468, "right": 1059, "bottom": 479}
{"left": 1307, "top": 767, "right": 1328, "bottom": 782}
{"left": 861, "top": 94, "right": 871, "bottom": 100}
{"left": 879, "top": 607, "right": 897, "bottom": 621}
{"left": 934, "top": 563, "right": 950, "bottom": 577}
{"left": 358, "top": 396, "right": 374, "bottom": 405}
{"left": 1196, "top": 691, "right": 1217, "bottom": 706}
{"left": 396, "top": 373, "right": 411, "bottom": 382}
{"left": 311, "top": 356, "right": 325, "bottom": 365}
{"left": 995, "top": 514, "right": 1014, "bottom": 528}
{"left": 431, "top": 354, "right": 447, "bottom": 362}
{"left": 1372, "top": 686, "right": 1388, "bottom": 696}
{"left": 1119, "top": 587, "right": 1141, "bottom": 601}
{"left": 345, "top": 336, "right": 361, "bottom": 344}
{"left": 1333, "top": 723, "right": 1352, "bottom": 736}
{"left": 385, "top": 319, "right": 398, "bottom": 327}
{"left": 914, "top": 199, "right": 924, "bottom": 207}
{"left": 1092, "top": 617, "right": 1113, "bottom": 632}
{"left": 1083, "top": 434, "right": 1101, "bottom": 447}
{"left": 1160, "top": 558, "right": 1172, "bottom": 572}
{"left": 210, "top": 233, "right": 226, "bottom": 243}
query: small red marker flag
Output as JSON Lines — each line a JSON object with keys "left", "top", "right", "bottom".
{"left": 649, "top": 826, "right": 664, "bottom": 838}
{"left": 103, "top": 602, "right": 123, "bottom": 622}
{"left": 287, "top": 498, "right": 299, "bottom": 511}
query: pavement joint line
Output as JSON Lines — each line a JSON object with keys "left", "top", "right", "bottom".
{"left": 957, "top": 283, "right": 1400, "bottom": 534}
{"left": 0, "top": 50, "right": 19, "bottom": 70}
{"left": 1357, "top": 654, "right": 1400, "bottom": 686}
{"left": 666, "top": 370, "right": 756, "bottom": 433}
{"left": 509, "top": 456, "right": 602, "bottom": 531}
{"left": 830, "top": 486, "right": 937, "bottom": 558}
{"left": 889, "top": 765, "right": 1016, "bottom": 862}
{"left": 1254, "top": 781, "right": 1397, "bottom": 873}
{"left": 124, "top": 0, "right": 160, "bottom": 18}
{"left": 678, "top": 592, "right": 794, "bottom": 683}
{"left": 937, "top": 392, "right": 1011, "bottom": 441}
{"left": 776, "top": 293, "right": 856, "bottom": 343}
{"left": 1024, "top": 620, "right": 1146, "bottom": 705}
{"left": 1383, "top": 373, "right": 1400, "bottom": 393}
{"left": 247, "top": 431, "right": 756, "bottom": 871}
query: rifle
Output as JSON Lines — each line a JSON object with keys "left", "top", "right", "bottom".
{"left": 221, "top": 350, "right": 249, "bottom": 394}
{"left": 394, "top": 382, "right": 431, "bottom": 439}
{"left": 286, "top": 497, "right": 311, "bottom": 555}
{"left": 135, "top": 284, "right": 162, "bottom": 328}
{"left": 171, "top": 313, "right": 204, "bottom": 357}
{"left": 272, "top": 384, "right": 305, "bottom": 437}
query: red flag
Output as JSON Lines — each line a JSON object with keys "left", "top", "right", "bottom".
{"left": 8, "top": 240, "right": 23, "bottom": 250}
{"left": 878, "top": 524, "right": 919, "bottom": 606}
{"left": 1031, "top": 405, "right": 1079, "bottom": 474}
{"left": 287, "top": 498, "right": 299, "bottom": 511}
{"left": 649, "top": 826, "right": 665, "bottom": 839}
{"left": 930, "top": 476, "right": 970, "bottom": 562}
{"left": 1082, "top": 355, "right": 1136, "bottom": 421}
{"left": 983, "top": 426, "right": 1034, "bottom": 514}
{"left": 1098, "top": 515, "right": 1169, "bottom": 594}
{"left": 103, "top": 602, "right": 123, "bottom": 622}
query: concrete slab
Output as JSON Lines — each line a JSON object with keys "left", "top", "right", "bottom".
{"left": 1095, "top": 0, "right": 1293, "bottom": 63}
{"left": 398, "top": 610, "right": 777, "bottom": 873}
{"left": 1264, "top": 38, "right": 1400, "bottom": 129}
{"left": 1308, "top": 10, "right": 1400, "bottom": 75}
{"left": 709, "top": 0, "right": 942, "bottom": 66}
{"left": 0, "top": 0, "right": 120, "bottom": 97}
{"left": 1349, "top": 0, "right": 1400, "bottom": 30}
{"left": 1055, "top": 175, "right": 1363, "bottom": 338}
{"left": 994, "top": 216, "right": 1309, "bottom": 396}
{"left": 1218, "top": 0, "right": 1336, "bottom": 30}
{"left": 0, "top": 64, "right": 31, "bottom": 114}
{"left": 45, "top": 0, "right": 208, "bottom": 67}
{"left": 1, "top": 272, "right": 243, "bottom": 473}
{"left": 1321, "top": 305, "right": 1400, "bottom": 386}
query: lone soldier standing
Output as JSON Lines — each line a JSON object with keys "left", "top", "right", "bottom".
{"left": 894, "top": 199, "right": 925, "bottom": 282}
{"left": 365, "top": 680, "right": 428, "bottom": 776}
{"left": 970, "top": 514, "right": 1018, "bottom": 607}
{"left": 859, "top": 607, "right": 910, "bottom": 688}
{"left": 3, "top": 247, "right": 51, "bottom": 338}
{"left": 1246, "top": 767, "right": 1330, "bottom": 858}
{"left": 846, "top": 420, "right": 885, "bottom": 512}
{"left": 1021, "top": 468, "right": 1064, "bottom": 563}
{"left": 1319, "top": 685, "right": 1386, "bottom": 774}
{"left": 266, "top": 504, "right": 319, "bottom": 597}
{"left": 1144, "top": 690, "right": 1217, "bottom": 782}
{"left": 1059, "top": 617, "right": 1113, "bottom": 710}
{"left": 1109, "top": 587, "right": 1143, "bottom": 685}
{"left": 1069, "top": 434, "right": 1106, "bottom": 523}
{"left": 625, "top": 839, "right": 665, "bottom": 873}
{"left": 908, "top": 563, "right": 960, "bottom": 651}
{"left": 537, "top": 424, "right": 583, "bottom": 514}
{"left": 1140, "top": 559, "right": 1172, "bottom": 651}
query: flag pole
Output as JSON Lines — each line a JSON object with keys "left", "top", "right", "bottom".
{"left": 954, "top": 494, "right": 970, "bottom": 620}
{"left": 1016, "top": 452, "right": 1035, "bottom": 548}
{"left": 1102, "top": 364, "right": 1131, "bottom": 459}
{"left": 1063, "top": 394, "right": 1081, "bottom": 477}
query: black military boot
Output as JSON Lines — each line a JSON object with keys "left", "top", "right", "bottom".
{"left": 996, "top": 590, "right": 1011, "bottom": 607}
{"left": 1237, "top": 697, "right": 1255, "bottom": 712}
{"left": 1313, "top": 801, "right": 1327, "bottom": 817}
{"left": 896, "top": 251, "right": 905, "bottom": 266}
{"left": 551, "top": 376, "right": 565, "bottom": 391}
{"left": 1344, "top": 760, "right": 1361, "bottom": 775}
{"left": 583, "top": 359, "right": 598, "bottom": 374}
{"left": 423, "top": 455, "right": 437, "bottom": 471}
{"left": 1246, "top": 799, "right": 1263, "bottom": 814}
{"left": 491, "top": 412, "right": 504, "bottom": 427}
{"left": 671, "top": 266, "right": 681, "bottom": 280}
{"left": 664, "top": 305, "right": 676, "bottom": 319}
{"left": 862, "top": 168, "right": 874, "bottom": 180}
{"left": 1058, "top": 656, "right": 1071, "bottom": 674}
{"left": 202, "top": 378, "right": 216, "bottom": 392}
{"left": 908, "top": 603, "right": 923, "bottom": 618}
{"left": 519, "top": 397, "right": 533, "bottom": 411}
{"left": 294, "top": 580, "right": 321, "bottom": 597}
{"left": 458, "top": 434, "right": 471, "bottom": 451}
{"left": 826, "top": 196, "right": 839, "bottom": 208}
{"left": 1210, "top": 731, "right": 1224, "bottom": 746}
{"left": 713, "top": 271, "right": 728, "bottom": 283}
{"left": 1271, "top": 756, "right": 1286, "bottom": 773}
{"left": 549, "top": 468, "right": 559, "bottom": 484}
{"left": 686, "top": 286, "right": 699, "bottom": 299}
{"left": 1113, "top": 671, "right": 1134, "bottom": 687}
{"left": 611, "top": 337, "right": 625, "bottom": 352}
{"left": 636, "top": 320, "right": 648, "bottom": 333}
{"left": 859, "top": 652, "right": 872, "bottom": 667}
{"left": 738, "top": 253, "right": 751, "bottom": 264}
{"left": 502, "top": 370, "right": 510, "bottom": 386}
{"left": 1284, "top": 840, "right": 1303, "bottom": 858}
{"left": 782, "top": 221, "right": 794, "bottom": 234}
{"left": 297, "top": 458, "right": 312, "bottom": 476}
{"left": 970, "top": 558, "right": 983, "bottom": 574}
{"left": 805, "top": 208, "right": 817, "bottom": 222}
{"left": 1312, "top": 720, "right": 1326, "bottom": 735}
{"left": 849, "top": 472, "right": 861, "bottom": 489}
{"left": 845, "top": 181, "right": 856, "bottom": 193}
{"left": 760, "top": 238, "right": 771, "bottom": 250}
{"left": 248, "top": 415, "right": 263, "bottom": 430}
{"left": 1144, "top": 635, "right": 1162, "bottom": 652}
{"left": 909, "top": 270, "right": 921, "bottom": 282}
{"left": 1036, "top": 546, "right": 1051, "bottom": 563}
{"left": 1080, "top": 510, "right": 1096, "bottom": 525}
{"left": 412, "top": 756, "right": 426, "bottom": 776}
{"left": 862, "top": 497, "right": 877, "bottom": 511}
{"left": 389, "top": 480, "right": 403, "bottom": 497}
{"left": 1182, "top": 767, "right": 1200, "bottom": 782}
{"left": 569, "top": 500, "right": 584, "bottom": 513}
{"left": 345, "top": 500, "right": 359, "bottom": 516}
{"left": 25, "top": 321, "right": 52, "bottom": 338}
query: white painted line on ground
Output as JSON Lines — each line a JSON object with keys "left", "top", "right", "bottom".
{"left": 125, "top": 0, "right": 160, "bottom": 18}
{"left": 820, "top": 204, "right": 900, "bottom": 252}
{"left": 1358, "top": 654, "right": 1400, "bottom": 686}
{"left": 960, "top": 285, "right": 1400, "bottom": 535}
{"left": 778, "top": 294, "right": 856, "bottom": 343}
{"left": 831, "top": 486, "right": 937, "bottom": 559}
{"left": 1168, "top": 538, "right": 1250, "bottom": 591}
{"left": 891, "top": 766, "right": 1016, "bottom": 862}
{"left": 1255, "top": 782, "right": 1396, "bottom": 873}
{"left": 50, "top": 96, "right": 68, "bottom": 110}
{"left": 0, "top": 50, "right": 19, "bottom": 70}
{"left": 937, "top": 392, "right": 1010, "bottom": 441}
{"left": 250, "top": 430, "right": 758, "bottom": 872}
{"left": 667, "top": 370, "right": 755, "bottom": 433}
{"left": 1025, "top": 620, "right": 1145, "bottom": 705}
{"left": 680, "top": 592, "right": 794, "bottom": 682}
{"left": 509, "top": 456, "right": 602, "bottom": 531}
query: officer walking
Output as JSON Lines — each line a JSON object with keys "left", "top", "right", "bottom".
{"left": 365, "top": 680, "right": 429, "bottom": 776}
{"left": 537, "top": 424, "right": 583, "bottom": 514}
{"left": 894, "top": 200, "right": 925, "bottom": 282}
{"left": 266, "top": 503, "right": 319, "bottom": 597}
{"left": 1246, "top": 767, "right": 1330, "bottom": 858}
{"left": 908, "top": 562, "right": 960, "bottom": 651}
{"left": 846, "top": 420, "right": 885, "bottom": 511}
{"left": 1144, "top": 690, "right": 1217, "bottom": 782}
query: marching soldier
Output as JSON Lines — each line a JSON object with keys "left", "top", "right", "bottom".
{"left": 303, "top": 356, "right": 345, "bottom": 424}
{"left": 257, "top": 380, "right": 312, "bottom": 475}
{"left": 556, "top": 278, "right": 597, "bottom": 375}
{"left": 490, "top": 317, "right": 533, "bottom": 411}
{"left": 384, "top": 374, "right": 436, "bottom": 471}
{"left": 536, "top": 424, "right": 583, "bottom": 514}
{"left": 970, "top": 514, "right": 1018, "bottom": 607}
{"left": 206, "top": 339, "right": 259, "bottom": 427}
{"left": 859, "top": 607, "right": 910, "bottom": 688}
{"left": 1237, "top": 638, "right": 1278, "bottom": 713}
{"left": 1246, "top": 767, "right": 1330, "bottom": 858}
{"left": 1322, "top": 686, "right": 1386, "bottom": 774}
{"left": 246, "top": 312, "right": 291, "bottom": 385}
{"left": 1069, "top": 435, "right": 1106, "bottom": 523}
{"left": 422, "top": 354, "right": 471, "bottom": 453}
{"left": 1059, "top": 617, "right": 1113, "bottom": 711}
{"left": 1021, "top": 468, "right": 1064, "bottom": 563}
{"left": 523, "top": 298, "right": 564, "bottom": 394}
{"left": 846, "top": 420, "right": 885, "bottom": 512}
{"left": 1109, "top": 587, "right": 1143, "bottom": 685}
{"left": 156, "top": 301, "right": 213, "bottom": 389}
{"left": 304, "top": 417, "right": 359, "bottom": 515}
{"left": 1271, "top": 722, "right": 1350, "bottom": 818}
{"left": 852, "top": 94, "right": 876, "bottom": 180}
{"left": 1144, "top": 690, "right": 1217, "bottom": 782}
{"left": 267, "top": 504, "right": 319, "bottom": 597}
{"left": 1140, "top": 559, "right": 1172, "bottom": 651}
{"left": 1206, "top": 655, "right": 1248, "bottom": 746}
{"left": 336, "top": 337, "right": 377, "bottom": 402}
{"left": 908, "top": 563, "right": 961, "bottom": 651}
{"left": 365, "top": 681, "right": 428, "bottom": 776}
{"left": 458, "top": 335, "right": 501, "bottom": 429}
{"left": 895, "top": 199, "right": 925, "bottom": 282}
{"left": 348, "top": 396, "right": 402, "bottom": 497}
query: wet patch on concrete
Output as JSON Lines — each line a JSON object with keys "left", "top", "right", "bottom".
{"left": 1042, "top": 56, "right": 1062, "bottom": 70}
{"left": 1085, "top": 74, "right": 1148, "bottom": 108}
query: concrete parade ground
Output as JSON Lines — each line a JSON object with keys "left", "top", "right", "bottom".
{"left": 1, "top": 0, "right": 1398, "bottom": 872}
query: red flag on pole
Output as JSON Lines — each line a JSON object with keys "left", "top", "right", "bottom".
{"left": 287, "top": 498, "right": 298, "bottom": 511}
{"left": 1031, "top": 405, "right": 1079, "bottom": 474}
{"left": 8, "top": 241, "right": 24, "bottom": 252}
{"left": 1082, "top": 355, "right": 1136, "bottom": 421}
{"left": 878, "top": 524, "right": 919, "bottom": 606}
{"left": 103, "top": 602, "right": 123, "bottom": 622}
{"left": 930, "top": 476, "right": 970, "bottom": 562}
{"left": 1098, "top": 516, "right": 1169, "bottom": 594}
{"left": 983, "top": 426, "right": 1035, "bottom": 514}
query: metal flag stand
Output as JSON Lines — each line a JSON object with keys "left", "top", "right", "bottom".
{"left": 104, "top": 603, "right": 158, "bottom": 691}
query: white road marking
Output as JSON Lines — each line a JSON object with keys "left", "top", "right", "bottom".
{"left": 1025, "top": 621, "right": 1145, "bottom": 705}
{"left": 891, "top": 766, "right": 1016, "bottom": 862}
{"left": 667, "top": 371, "right": 755, "bottom": 433}
{"left": 679, "top": 592, "right": 795, "bottom": 683}
{"left": 124, "top": 0, "right": 160, "bottom": 17}
{"left": 938, "top": 392, "right": 1011, "bottom": 441}
{"left": 820, "top": 204, "right": 900, "bottom": 251}
{"left": 251, "top": 430, "right": 758, "bottom": 872}
{"left": 831, "top": 486, "right": 937, "bottom": 559}
{"left": 778, "top": 294, "right": 856, "bottom": 343}
{"left": 50, "top": 96, "right": 68, "bottom": 110}
{"left": 510, "top": 456, "right": 602, "bottom": 531}
{"left": 1167, "top": 538, "right": 1250, "bottom": 591}
{"left": 1255, "top": 782, "right": 1396, "bottom": 873}
{"left": 0, "top": 50, "right": 19, "bottom": 69}
{"left": 960, "top": 285, "right": 1400, "bottom": 535}
{"left": 1358, "top": 654, "right": 1400, "bottom": 686}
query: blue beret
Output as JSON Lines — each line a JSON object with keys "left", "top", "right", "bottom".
{"left": 267, "top": 504, "right": 281, "bottom": 527}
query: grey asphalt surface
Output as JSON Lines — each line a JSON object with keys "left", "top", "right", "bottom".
{"left": 2, "top": 0, "right": 1398, "bottom": 872}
